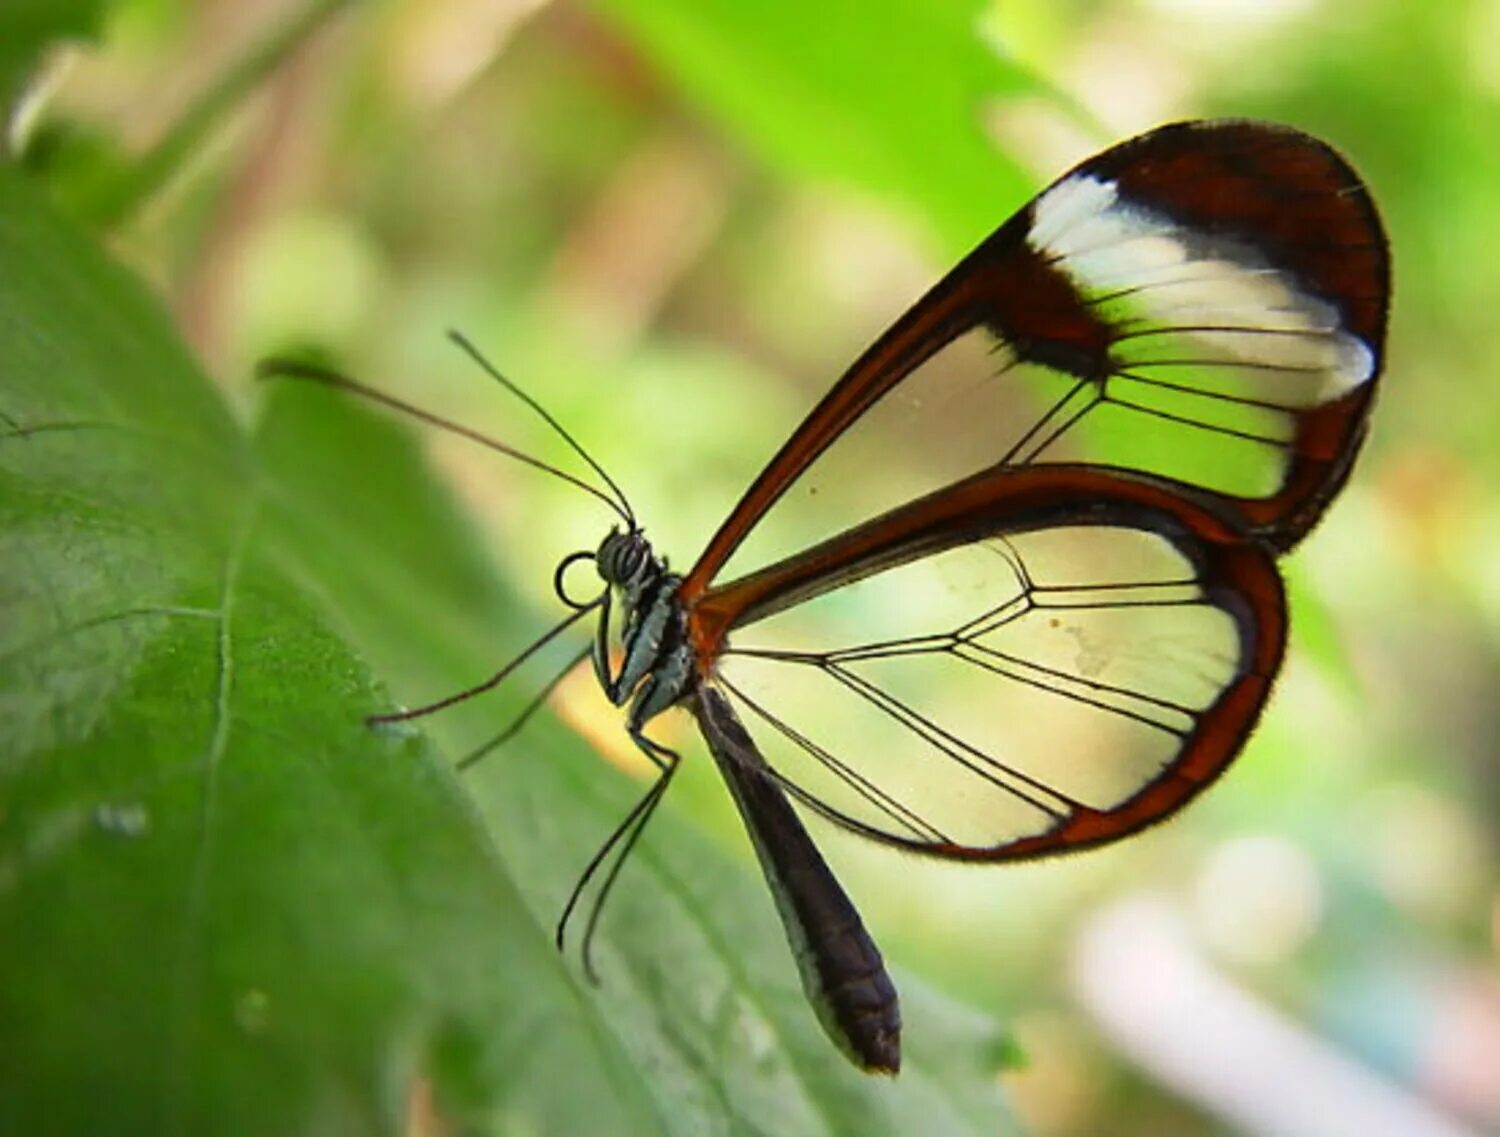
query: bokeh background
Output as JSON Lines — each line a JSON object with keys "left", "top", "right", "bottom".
{"left": 20, "top": 0, "right": 1498, "bottom": 1132}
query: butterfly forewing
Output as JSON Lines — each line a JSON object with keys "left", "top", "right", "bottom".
{"left": 683, "top": 121, "right": 1387, "bottom": 598}
{"left": 681, "top": 120, "right": 1383, "bottom": 861}
{"left": 709, "top": 327, "right": 1039, "bottom": 581}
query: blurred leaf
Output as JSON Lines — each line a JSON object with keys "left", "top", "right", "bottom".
{"left": 589, "top": 0, "right": 1050, "bottom": 251}
{"left": 0, "top": 160, "right": 1013, "bottom": 1131}
{"left": 0, "top": 0, "right": 107, "bottom": 120}
{"left": 76, "top": 0, "right": 353, "bottom": 227}
{"left": 15, "top": 117, "right": 133, "bottom": 218}
{"left": 0, "top": 161, "right": 651, "bottom": 1136}
{"left": 1283, "top": 559, "right": 1361, "bottom": 700}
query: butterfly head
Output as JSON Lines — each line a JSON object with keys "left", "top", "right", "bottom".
{"left": 595, "top": 527, "right": 656, "bottom": 590}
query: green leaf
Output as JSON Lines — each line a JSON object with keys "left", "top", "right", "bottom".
{"left": 589, "top": 0, "right": 1049, "bottom": 251}
{"left": 0, "top": 0, "right": 107, "bottom": 120}
{"left": 1283, "top": 558, "right": 1361, "bottom": 698}
{"left": 0, "top": 163, "right": 1013, "bottom": 1129}
{"left": 75, "top": 0, "right": 354, "bottom": 228}
{"left": 0, "top": 159, "right": 657, "bottom": 1136}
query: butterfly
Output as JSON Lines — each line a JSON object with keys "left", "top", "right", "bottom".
{"left": 263, "top": 119, "right": 1388, "bottom": 1075}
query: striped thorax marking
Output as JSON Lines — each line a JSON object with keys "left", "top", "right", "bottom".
{"left": 593, "top": 529, "right": 696, "bottom": 727}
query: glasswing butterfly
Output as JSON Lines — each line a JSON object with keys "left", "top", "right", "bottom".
{"left": 264, "top": 119, "right": 1388, "bottom": 1074}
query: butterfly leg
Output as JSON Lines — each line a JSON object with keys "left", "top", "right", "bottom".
{"left": 555, "top": 694, "right": 683, "bottom": 983}
{"left": 564, "top": 633, "right": 696, "bottom": 978}
{"left": 573, "top": 730, "right": 681, "bottom": 984}
{"left": 457, "top": 645, "right": 591, "bottom": 770}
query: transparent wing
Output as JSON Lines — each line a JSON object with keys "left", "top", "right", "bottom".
{"left": 708, "top": 491, "right": 1284, "bottom": 858}
{"left": 681, "top": 120, "right": 1388, "bottom": 600}
{"left": 678, "top": 120, "right": 1382, "bottom": 859}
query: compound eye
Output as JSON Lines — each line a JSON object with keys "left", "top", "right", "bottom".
{"left": 619, "top": 536, "right": 648, "bottom": 579}
{"left": 595, "top": 528, "right": 625, "bottom": 580}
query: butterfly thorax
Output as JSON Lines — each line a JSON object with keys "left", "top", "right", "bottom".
{"left": 591, "top": 529, "right": 696, "bottom": 730}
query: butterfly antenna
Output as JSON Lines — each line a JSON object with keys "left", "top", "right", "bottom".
{"left": 256, "top": 357, "right": 632, "bottom": 526}
{"left": 448, "top": 330, "right": 637, "bottom": 528}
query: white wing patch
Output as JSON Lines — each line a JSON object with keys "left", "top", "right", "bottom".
{"left": 1029, "top": 173, "right": 1376, "bottom": 400}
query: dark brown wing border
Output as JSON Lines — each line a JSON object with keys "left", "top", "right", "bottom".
{"left": 680, "top": 120, "right": 1388, "bottom": 603}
